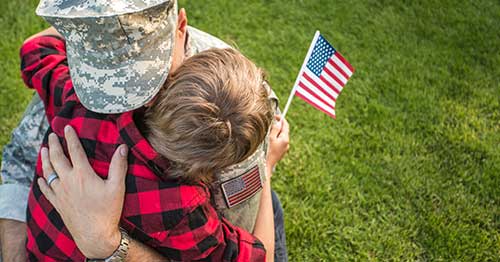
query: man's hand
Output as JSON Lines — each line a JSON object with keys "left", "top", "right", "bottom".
{"left": 266, "top": 116, "right": 290, "bottom": 172}
{"left": 37, "top": 125, "right": 127, "bottom": 259}
{"left": 0, "top": 219, "right": 27, "bottom": 262}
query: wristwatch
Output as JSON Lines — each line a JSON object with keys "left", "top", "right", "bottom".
{"left": 86, "top": 228, "right": 130, "bottom": 262}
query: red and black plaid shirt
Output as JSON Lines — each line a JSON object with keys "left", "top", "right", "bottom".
{"left": 22, "top": 36, "right": 266, "bottom": 261}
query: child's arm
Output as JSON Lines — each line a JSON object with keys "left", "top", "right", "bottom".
{"left": 20, "top": 27, "right": 76, "bottom": 121}
{"left": 252, "top": 116, "right": 290, "bottom": 262}
{"left": 23, "top": 27, "right": 63, "bottom": 44}
{"left": 252, "top": 169, "right": 275, "bottom": 262}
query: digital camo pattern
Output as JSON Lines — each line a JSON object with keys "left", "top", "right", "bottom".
{"left": 0, "top": 95, "right": 49, "bottom": 222}
{"left": 40, "top": 1, "right": 177, "bottom": 113}
{"left": 186, "top": 26, "right": 231, "bottom": 55}
{"left": 37, "top": 0, "right": 167, "bottom": 17}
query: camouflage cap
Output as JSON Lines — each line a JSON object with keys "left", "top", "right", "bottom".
{"left": 36, "top": 0, "right": 178, "bottom": 113}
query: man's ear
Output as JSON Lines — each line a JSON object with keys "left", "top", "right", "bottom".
{"left": 177, "top": 8, "right": 188, "bottom": 36}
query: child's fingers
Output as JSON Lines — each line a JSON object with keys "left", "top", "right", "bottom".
{"left": 278, "top": 118, "right": 290, "bottom": 141}
{"left": 269, "top": 116, "right": 283, "bottom": 138}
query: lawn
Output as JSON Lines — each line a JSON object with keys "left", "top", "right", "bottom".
{"left": 1, "top": 0, "right": 499, "bottom": 261}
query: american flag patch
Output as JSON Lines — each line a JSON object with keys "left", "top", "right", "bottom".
{"left": 221, "top": 166, "right": 263, "bottom": 208}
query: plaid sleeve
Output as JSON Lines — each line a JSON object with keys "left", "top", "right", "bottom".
{"left": 123, "top": 181, "right": 266, "bottom": 262}
{"left": 161, "top": 196, "right": 266, "bottom": 261}
{"left": 20, "top": 35, "right": 76, "bottom": 121}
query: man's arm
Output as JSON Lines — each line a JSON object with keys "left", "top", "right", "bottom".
{"left": 38, "top": 126, "right": 267, "bottom": 261}
{"left": 36, "top": 126, "right": 167, "bottom": 260}
{"left": 0, "top": 220, "right": 26, "bottom": 262}
{"left": 126, "top": 239, "right": 166, "bottom": 261}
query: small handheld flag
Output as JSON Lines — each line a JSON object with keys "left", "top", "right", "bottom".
{"left": 282, "top": 31, "right": 354, "bottom": 119}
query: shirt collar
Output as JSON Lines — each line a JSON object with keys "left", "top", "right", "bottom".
{"left": 115, "top": 111, "right": 171, "bottom": 181}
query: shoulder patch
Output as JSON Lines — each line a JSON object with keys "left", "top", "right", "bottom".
{"left": 221, "top": 165, "right": 262, "bottom": 208}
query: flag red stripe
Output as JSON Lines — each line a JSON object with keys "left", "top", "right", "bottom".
{"left": 319, "top": 75, "right": 341, "bottom": 95}
{"left": 240, "top": 170, "right": 260, "bottom": 185}
{"left": 334, "top": 52, "right": 354, "bottom": 73}
{"left": 329, "top": 59, "right": 350, "bottom": 80}
{"left": 298, "top": 81, "right": 334, "bottom": 108}
{"left": 228, "top": 184, "right": 260, "bottom": 203}
{"left": 302, "top": 72, "right": 336, "bottom": 102}
{"left": 323, "top": 65, "right": 345, "bottom": 87}
{"left": 229, "top": 184, "right": 261, "bottom": 204}
{"left": 228, "top": 178, "right": 262, "bottom": 203}
{"left": 295, "top": 87, "right": 336, "bottom": 112}
{"left": 295, "top": 92, "right": 336, "bottom": 119}
{"left": 240, "top": 171, "right": 260, "bottom": 187}
{"left": 331, "top": 55, "right": 353, "bottom": 77}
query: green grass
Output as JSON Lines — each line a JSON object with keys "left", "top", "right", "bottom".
{"left": 1, "top": 0, "right": 499, "bottom": 260}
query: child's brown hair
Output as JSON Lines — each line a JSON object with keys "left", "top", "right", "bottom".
{"left": 145, "top": 48, "right": 273, "bottom": 183}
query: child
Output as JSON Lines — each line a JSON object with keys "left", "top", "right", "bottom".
{"left": 145, "top": 48, "right": 273, "bottom": 183}
{"left": 23, "top": 33, "right": 278, "bottom": 261}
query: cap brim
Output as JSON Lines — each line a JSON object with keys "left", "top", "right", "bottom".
{"left": 66, "top": 31, "right": 174, "bottom": 114}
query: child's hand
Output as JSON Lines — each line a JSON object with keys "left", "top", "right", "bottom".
{"left": 267, "top": 116, "right": 290, "bottom": 172}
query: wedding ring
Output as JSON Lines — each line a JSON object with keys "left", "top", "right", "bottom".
{"left": 47, "top": 172, "right": 59, "bottom": 187}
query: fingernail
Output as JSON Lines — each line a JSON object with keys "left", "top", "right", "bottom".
{"left": 64, "top": 125, "right": 72, "bottom": 133}
{"left": 119, "top": 145, "right": 128, "bottom": 157}
{"left": 41, "top": 147, "right": 48, "bottom": 156}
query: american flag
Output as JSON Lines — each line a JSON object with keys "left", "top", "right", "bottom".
{"left": 221, "top": 166, "right": 262, "bottom": 208}
{"left": 283, "top": 31, "right": 354, "bottom": 119}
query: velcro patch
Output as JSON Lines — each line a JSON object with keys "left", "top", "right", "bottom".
{"left": 221, "top": 165, "right": 262, "bottom": 208}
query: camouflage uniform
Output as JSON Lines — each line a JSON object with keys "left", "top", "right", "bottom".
{"left": 0, "top": 26, "right": 287, "bottom": 261}
{"left": 0, "top": 95, "right": 48, "bottom": 222}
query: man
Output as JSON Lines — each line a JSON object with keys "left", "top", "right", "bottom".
{"left": 0, "top": 0, "right": 288, "bottom": 261}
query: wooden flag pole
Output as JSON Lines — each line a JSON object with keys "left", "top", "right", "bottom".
{"left": 281, "top": 30, "right": 321, "bottom": 119}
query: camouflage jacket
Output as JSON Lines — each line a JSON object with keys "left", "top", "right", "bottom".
{"left": 0, "top": 26, "right": 279, "bottom": 232}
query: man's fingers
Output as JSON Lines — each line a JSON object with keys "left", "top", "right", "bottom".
{"left": 37, "top": 177, "right": 57, "bottom": 206}
{"left": 48, "top": 133, "right": 72, "bottom": 175}
{"left": 64, "top": 125, "right": 92, "bottom": 172}
{"left": 41, "top": 146, "right": 63, "bottom": 191}
{"left": 107, "top": 144, "right": 128, "bottom": 188}
{"left": 41, "top": 147, "right": 54, "bottom": 180}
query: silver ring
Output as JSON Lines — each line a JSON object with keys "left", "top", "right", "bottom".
{"left": 47, "top": 172, "right": 59, "bottom": 187}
